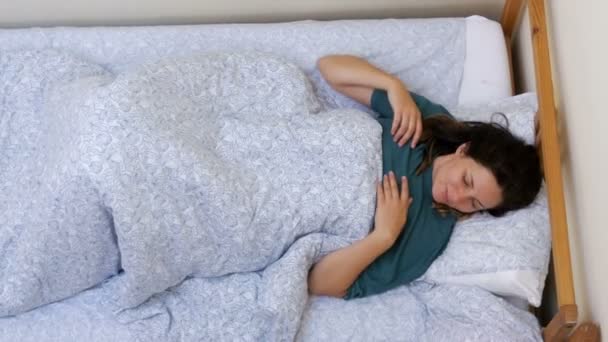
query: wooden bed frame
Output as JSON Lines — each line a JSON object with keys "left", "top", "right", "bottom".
{"left": 501, "top": 0, "right": 600, "bottom": 341}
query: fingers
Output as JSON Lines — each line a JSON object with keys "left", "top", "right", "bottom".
{"left": 379, "top": 173, "right": 413, "bottom": 210}
{"left": 388, "top": 172, "right": 398, "bottom": 198}
{"left": 391, "top": 112, "right": 402, "bottom": 136}
{"left": 398, "top": 114, "right": 417, "bottom": 147}
{"left": 411, "top": 118, "right": 423, "bottom": 148}
{"left": 377, "top": 172, "right": 402, "bottom": 199}
{"left": 379, "top": 172, "right": 401, "bottom": 200}
{"left": 383, "top": 174, "right": 391, "bottom": 199}
{"left": 394, "top": 113, "right": 409, "bottom": 144}
{"left": 393, "top": 109, "right": 421, "bottom": 147}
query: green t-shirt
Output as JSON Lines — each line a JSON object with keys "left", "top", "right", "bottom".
{"left": 344, "top": 89, "right": 457, "bottom": 299}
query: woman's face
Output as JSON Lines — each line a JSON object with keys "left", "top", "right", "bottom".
{"left": 431, "top": 143, "right": 503, "bottom": 214}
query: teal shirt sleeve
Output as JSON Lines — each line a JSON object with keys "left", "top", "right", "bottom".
{"left": 370, "top": 88, "right": 452, "bottom": 119}
{"left": 344, "top": 209, "right": 455, "bottom": 299}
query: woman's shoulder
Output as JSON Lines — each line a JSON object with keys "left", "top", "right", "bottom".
{"left": 408, "top": 92, "right": 453, "bottom": 119}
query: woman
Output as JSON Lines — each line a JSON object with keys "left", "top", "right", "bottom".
{"left": 308, "top": 55, "right": 542, "bottom": 299}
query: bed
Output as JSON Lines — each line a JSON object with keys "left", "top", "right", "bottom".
{"left": 0, "top": 0, "right": 597, "bottom": 341}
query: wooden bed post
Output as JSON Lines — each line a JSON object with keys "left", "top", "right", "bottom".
{"left": 500, "top": 0, "right": 524, "bottom": 95}
{"left": 502, "top": 0, "right": 576, "bottom": 308}
{"left": 527, "top": 0, "right": 577, "bottom": 309}
{"left": 499, "top": 0, "right": 602, "bottom": 341}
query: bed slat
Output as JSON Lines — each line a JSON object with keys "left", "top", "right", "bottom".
{"left": 501, "top": 0, "right": 525, "bottom": 41}
{"left": 527, "top": 0, "right": 577, "bottom": 309}
{"left": 543, "top": 304, "right": 578, "bottom": 341}
{"left": 503, "top": 0, "right": 577, "bottom": 311}
{"left": 501, "top": 0, "right": 590, "bottom": 340}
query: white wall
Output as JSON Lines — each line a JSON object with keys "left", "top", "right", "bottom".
{"left": 515, "top": 0, "right": 608, "bottom": 333}
{"left": 0, "top": 0, "right": 503, "bottom": 27}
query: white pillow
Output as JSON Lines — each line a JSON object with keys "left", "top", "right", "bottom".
{"left": 421, "top": 93, "right": 551, "bottom": 307}
{"left": 450, "top": 92, "right": 537, "bottom": 144}
{"left": 458, "top": 15, "right": 513, "bottom": 106}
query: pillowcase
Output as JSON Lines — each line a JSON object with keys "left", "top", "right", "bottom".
{"left": 420, "top": 93, "right": 551, "bottom": 307}
{"left": 448, "top": 92, "right": 537, "bottom": 144}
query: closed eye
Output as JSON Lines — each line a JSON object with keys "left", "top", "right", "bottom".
{"left": 466, "top": 173, "right": 483, "bottom": 210}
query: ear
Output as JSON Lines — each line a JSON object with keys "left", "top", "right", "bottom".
{"left": 456, "top": 142, "right": 470, "bottom": 156}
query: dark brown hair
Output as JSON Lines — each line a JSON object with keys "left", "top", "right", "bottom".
{"left": 416, "top": 114, "right": 542, "bottom": 217}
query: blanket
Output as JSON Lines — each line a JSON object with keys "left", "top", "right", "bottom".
{"left": 0, "top": 49, "right": 381, "bottom": 315}
{"left": 0, "top": 49, "right": 541, "bottom": 341}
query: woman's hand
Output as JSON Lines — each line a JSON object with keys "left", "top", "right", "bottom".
{"left": 307, "top": 171, "right": 412, "bottom": 297}
{"left": 372, "top": 172, "right": 413, "bottom": 247}
{"left": 387, "top": 83, "right": 423, "bottom": 148}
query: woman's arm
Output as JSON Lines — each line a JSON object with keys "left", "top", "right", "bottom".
{"left": 317, "top": 55, "right": 423, "bottom": 148}
{"left": 307, "top": 229, "right": 393, "bottom": 298}
{"left": 317, "top": 55, "right": 402, "bottom": 106}
{"left": 308, "top": 172, "right": 412, "bottom": 298}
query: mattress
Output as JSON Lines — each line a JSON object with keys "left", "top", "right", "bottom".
{"left": 0, "top": 17, "right": 540, "bottom": 342}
